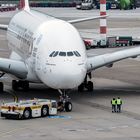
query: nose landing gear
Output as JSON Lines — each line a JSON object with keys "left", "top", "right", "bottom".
{"left": 57, "top": 90, "right": 72, "bottom": 112}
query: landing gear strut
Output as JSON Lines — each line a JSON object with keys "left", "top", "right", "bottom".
{"left": 12, "top": 80, "right": 29, "bottom": 91}
{"left": 0, "top": 82, "right": 3, "bottom": 92}
{"left": 78, "top": 73, "right": 93, "bottom": 92}
{"left": 57, "top": 90, "right": 72, "bottom": 112}
{"left": 0, "top": 72, "right": 5, "bottom": 92}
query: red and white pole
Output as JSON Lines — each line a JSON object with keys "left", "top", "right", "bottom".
{"left": 100, "top": 0, "right": 107, "bottom": 46}
{"left": 19, "top": 0, "right": 25, "bottom": 10}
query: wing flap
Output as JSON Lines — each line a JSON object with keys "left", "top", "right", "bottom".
{"left": 0, "top": 58, "right": 27, "bottom": 79}
{"left": 87, "top": 47, "right": 140, "bottom": 71}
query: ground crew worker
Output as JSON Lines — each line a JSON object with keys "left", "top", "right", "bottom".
{"left": 57, "top": 95, "right": 64, "bottom": 112}
{"left": 111, "top": 98, "right": 117, "bottom": 113}
{"left": 116, "top": 97, "right": 122, "bottom": 113}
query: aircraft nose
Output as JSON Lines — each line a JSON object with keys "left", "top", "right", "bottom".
{"left": 46, "top": 63, "right": 86, "bottom": 89}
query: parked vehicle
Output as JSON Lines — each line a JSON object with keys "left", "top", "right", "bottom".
{"left": 1, "top": 99, "right": 57, "bottom": 119}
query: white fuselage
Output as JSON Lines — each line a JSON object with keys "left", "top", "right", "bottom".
{"left": 7, "top": 10, "right": 87, "bottom": 89}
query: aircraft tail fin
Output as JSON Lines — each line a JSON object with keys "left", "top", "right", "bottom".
{"left": 19, "top": 0, "right": 30, "bottom": 11}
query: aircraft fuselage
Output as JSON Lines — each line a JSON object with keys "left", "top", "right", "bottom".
{"left": 7, "top": 10, "right": 87, "bottom": 89}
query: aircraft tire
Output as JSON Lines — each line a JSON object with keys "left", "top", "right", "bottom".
{"left": 12, "top": 80, "right": 18, "bottom": 91}
{"left": 78, "top": 83, "right": 84, "bottom": 92}
{"left": 0, "top": 82, "right": 4, "bottom": 92}
{"left": 87, "top": 81, "right": 93, "bottom": 92}
{"left": 21, "top": 81, "right": 29, "bottom": 91}
{"left": 65, "top": 102, "right": 72, "bottom": 112}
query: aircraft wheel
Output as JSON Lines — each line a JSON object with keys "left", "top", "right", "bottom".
{"left": 0, "top": 82, "right": 4, "bottom": 92}
{"left": 78, "top": 83, "right": 84, "bottom": 92}
{"left": 12, "top": 80, "right": 18, "bottom": 91}
{"left": 65, "top": 102, "right": 72, "bottom": 112}
{"left": 87, "top": 81, "right": 93, "bottom": 92}
{"left": 21, "top": 81, "right": 29, "bottom": 91}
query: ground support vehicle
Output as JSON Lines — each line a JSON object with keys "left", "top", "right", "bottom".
{"left": 84, "top": 40, "right": 92, "bottom": 49}
{"left": 119, "top": 0, "right": 136, "bottom": 9}
{"left": 1, "top": 99, "right": 57, "bottom": 119}
{"left": 76, "top": 3, "right": 82, "bottom": 9}
{"left": 116, "top": 36, "right": 132, "bottom": 46}
{"left": 76, "top": 0, "right": 94, "bottom": 10}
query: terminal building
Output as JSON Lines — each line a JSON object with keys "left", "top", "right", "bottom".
{"left": 0, "top": 0, "right": 139, "bottom": 7}
{"left": 0, "top": 0, "right": 80, "bottom": 4}
{"left": 0, "top": 0, "right": 81, "bottom": 7}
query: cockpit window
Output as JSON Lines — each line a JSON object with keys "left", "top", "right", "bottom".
{"left": 73, "top": 51, "right": 80, "bottom": 57}
{"left": 67, "top": 52, "right": 74, "bottom": 56}
{"left": 73, "top": 51, "right": 78, "bottom": 56}
{"left": 49, "top": 51, "right": 55, "bottom": 57}
{"left": 53, "top": 51, "right": 59, "bottom": 57}
{"left": 49, "top": 51, "right": 81, "bottom": 57}
{"left": 76, "top": 51, "right": 81, "bottom": 57}
{"left": 59, "top": 52, "right": 66, "bottom": 56}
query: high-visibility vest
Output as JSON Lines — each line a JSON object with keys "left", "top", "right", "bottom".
{"left": 111, "top": 99, "right": 116, "bottom": 105}
{"left": 117, "top": 99, "right": 122, "bottom": 105}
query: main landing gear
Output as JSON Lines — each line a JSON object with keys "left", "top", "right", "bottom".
{"left": 57, "top": 90, "right": 72, "bottom": 112}
{"left": 0, "top": 73, "right": 5, "bottom": 92}
{"left": 0, "top": 82, "right": 4, "bottom": 92}
{"left": 78, "top": 73, "right": 94, "bottom": 92}
{"left": 12, "top": 80, "right": 29, "bottom": 91}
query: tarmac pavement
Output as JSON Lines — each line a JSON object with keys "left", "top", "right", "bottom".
{"left": 0, "top": 7, "right": 140, "bottom": 140}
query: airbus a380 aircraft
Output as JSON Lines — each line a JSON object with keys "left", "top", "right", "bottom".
{"left": 0, "top": 0, "right": 140, "bottom": 111}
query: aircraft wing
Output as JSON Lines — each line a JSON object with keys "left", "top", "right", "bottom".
{"left": 0, "top": 58, "right": 27, "bottom": 79}
{"left": 87, "top": 47, "right": 140, "bottom": 72}
{"left": 0, "top": 24, "right": 8, "bottom": 30}
{"left": 68, "top": 15, "right": 107, "bottom": 24}
{"left": 0, "top": 15, "right": 107, "bottom": 29}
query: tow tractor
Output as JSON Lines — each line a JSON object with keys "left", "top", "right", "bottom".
{"left": 1, "top": 99, "right": 58, "bottom": 119}
{"left": 1, "top": 96, "right": 73, "bottom": 119}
